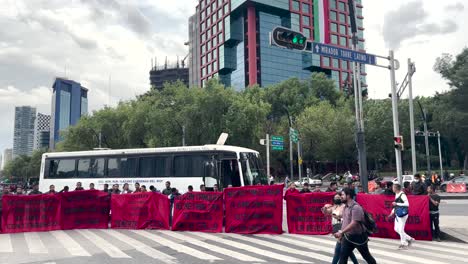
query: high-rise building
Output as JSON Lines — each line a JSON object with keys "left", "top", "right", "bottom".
{"left": 13, "top": 106, "right": 36, "bottom": 157}
{"left": 189, "top": 13, "right": 201, "bottom": 87}
{"left": 189, "top": 0, "right": 366, "bottom": 90}
{"left": 149, "top": 61, "right": 190, "bottom": 90}
{"left": 33, "top": 113, "right": 51, "bottom": 150}
{"left": 1, "top": 148, "right": 13, "bottom": 170}
{"left": 50, "top": 78, "right": 88, "bottom": 150}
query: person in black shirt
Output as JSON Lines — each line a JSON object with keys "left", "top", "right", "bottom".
{"left": 102, "top": 184, "right": 110, "bottom": 193}
{"left": 326, "top": 182, "right": 338, "bottom": 192}
{"left": 411, "top": 174, "right": 426, "bottom": 195}
{"left": 29, "top": 184, "right": 42, "bottom": 195}
{"left": 383, "top": 182, "right": 395, "bottom": 195}
{"left": 427, "top": 185, "right": 441, "bottom": 242}
{"left": 74, "top": 182, "right": 84, "bottom": 191}
{"left": 300, "top": 182, "right": 311, "bottom": 193}
{"left": 59, "top": 186, "right": 69, "bottom": 193}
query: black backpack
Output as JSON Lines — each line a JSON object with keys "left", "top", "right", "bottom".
{"left": 362, "top": 210, "right": 378, "bottom": 235}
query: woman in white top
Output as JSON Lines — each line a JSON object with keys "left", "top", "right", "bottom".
{"left": 322, "top": 193, "right": 358, "bottom": 264}
{"left": 389, "top": 183, "right": 415, "bottom": 249}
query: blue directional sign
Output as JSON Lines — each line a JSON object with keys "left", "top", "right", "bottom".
{"left": 311, "top": 42, "right": 377, "bottom": 65}
{"left": 271, "top": 141, "right": 283, "bottom": 146}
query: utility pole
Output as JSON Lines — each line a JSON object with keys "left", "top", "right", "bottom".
{"left": 297, "top": 140, "right": 302, "bottom": 183}
{"left": 437, "top": 131, "right": 443, "bottom": 177}
{"left": 348, "top": 0, "right": 368, "bottom": 192}
{"left": 266, "top": 134, "right": 271, "bottom": 178}
{"left": 289, "top": 127, "right": 294, "bottom": 181}
{"left": 389, "top": 50, "right": 403, "bottom": 184}
{"left": 408, "top": 59, "right": 417, "bottom": 175}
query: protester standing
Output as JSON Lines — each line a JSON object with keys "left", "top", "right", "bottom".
{"left": 403, "top": 181, "right": 411, "bottom": 195}
{"left": 326, "top": 182, "right": 338, "bottom": 192}
{"left": 162, "top": 181, "right": 172, "bottom": 195}
{"left": 122, "top": 183, "right": 132, "bottom": 194}
{"left": 383, "top": 182, "right": 395, "bottom": 195}
{"left": 284, "top": 182, "right": 299, "bottom": 199}
{"left": 28, "top": 184, "right": 42, "bottom": 195}
{"left": 15, "top": 187, "right": 24, "bottom": 195}
{"left": 134, "top": 182, "right": 141, "bottom": 193}
{"left": 200, "top": 184, "right": 206, "bottom": 192}
{"left": 334, "top": 188, "right": 377, "bottom": 264}
{"left": 140, "top": 185, "right": 147, "bottom": 192}
{"left": 428, "top": 185, "right": 441, "bottom": 242}
{"left": 187, "top": 185, "right": 194, "bottom": 192}
{"left": 89, "top": 183, "right": 96, "bottom": 190}
{"left": 269, "top": 175, "right": 275, "bottom": 185}
{"left": 213, "top": 184, "right": 219, "bottom": 192}
{"left": 389, "top": 183, "right": 414, "bottom": 250}
{"left": 411, "top": 174, "right": 426, "bottom": 195}
{"left": 46, "top": 185, "right": 57, "bottom": 194}
{"left": 102, "top": 184, "right": 110, "bottom": 193}
{"left": 111, "top": 184, "right": 121, "bottom": 194}
{"left": 300, "top": 182, "right": 311, "bottom": 193}
{"left": 59, "top": 186, "right": 69, "bottom": 193}
{"left": 322, "top": 193, "right": 359, "bottom": 264}
{"left": 74, "top": 182, "right": 84, "bottom": 191}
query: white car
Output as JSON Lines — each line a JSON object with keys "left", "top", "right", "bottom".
{"left": 392, "top": 175, "right": 415, "bottom": 185}
{"left": 295, "top": 177, "right": 322, "bottom": 186}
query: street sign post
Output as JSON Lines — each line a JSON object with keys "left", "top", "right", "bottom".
{"left": 271, "top": 135, "right": 284, "bottom": 151}
{"left": 289, "top": 128, "right": 299, "bottom": 143}
{"left": 311, "top": 42, "right": 377, "bottom": 65}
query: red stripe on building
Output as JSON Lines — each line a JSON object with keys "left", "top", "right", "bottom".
{"left": 247, "top": 5, "right": 258, "bottom": 86}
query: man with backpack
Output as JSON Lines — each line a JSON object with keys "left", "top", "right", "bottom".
{"left": 334, "top": 187, "right": 377, "bottom": 264}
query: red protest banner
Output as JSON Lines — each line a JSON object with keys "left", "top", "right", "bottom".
{"left": 1, "top": 194, "right": 61, "bottom": 233}
{"left": 357, "top": 194, "right": 432, "bottom": 241}
{"left": 286, "top": 192, "right": 334, "bottom": 235}
{"left": 111, "top": 192, "right": 170, "bottom": 230}
{"left": 60, "top": 190, "right": 110, "bottom": 230}
{"left": 172, "top": 192, "right": 223, "bottom": 232}
{"left": 224, "top": 184, "right": 283, "bottom": 234}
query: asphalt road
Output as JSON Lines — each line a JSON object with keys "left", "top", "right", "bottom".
{"left": 440, "top": 200, "right": 468, "bottom": 216}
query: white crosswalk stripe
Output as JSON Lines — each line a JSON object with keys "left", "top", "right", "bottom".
{"left": 24, "top": 232, "right": 48, "bottom": 254}
{"left": 50, "top": 230, "right": 90, "bottom": 256}
{"left": 162, "top": 230, "right": 266, "bottom": 262}
{"left": 0, "top": 233, "right": 13, "bottom": 253}
{"left": 76, "top": 229, "right": 131, "bottom": 258}
{"left": 105, "top": 230, "right": 176, "bottom": 264}
{"left": 132, "top": 230, "right": 222, "bottom": 261}
{"left": 0, "top": 229, "right": 465, "bottom": 264}
{"left": 192, "top": 232, "right": 312, "bottom": 263}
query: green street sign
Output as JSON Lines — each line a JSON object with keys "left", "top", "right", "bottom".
{"left": 272, "top": 146, "right": 284, "bottom": 151}
{"left": 271, "top": 136, "right": 284, "bottom": 142}
{"left": 289, "top": 128, "right": 299, "bottom": 143}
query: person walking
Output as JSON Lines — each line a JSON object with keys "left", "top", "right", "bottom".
{"left": 334, "top": 188, "right": 377, "bottom": 264}
{"left": 427, "top": 185, "right": 441, "bottom": 242}
{"left": 322, "top": 193, "right": 359, "bottom": 264}
{"left": 389, "top": 183, "right": 415, "bottom": 250}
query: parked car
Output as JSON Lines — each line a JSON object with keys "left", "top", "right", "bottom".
{"left": 392, "top": 175, "right": 415, "bottom": 185}
{"left": 294, "top": 177, "right": 322, "bottom": 186}
{"left": 440, "top": 176, "right": 468, "bottom": 192}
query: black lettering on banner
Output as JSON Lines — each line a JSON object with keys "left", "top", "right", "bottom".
{"left": 234, "top": 213, "right": 273, "bottom": 221}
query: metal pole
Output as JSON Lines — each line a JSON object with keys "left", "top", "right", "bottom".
{"left": 289, "top": 128, "right": 294, "bottom": 181}
{"left": 423, "top": 109, "right": 431, "bottom": 175}
{"left": 438, "top": 131, "right": 443, "bottom": 177}
{"left": 408, "top": 59, "right": 417, "bottom": 175}
{"left": 182, "top": 125, "right": 186, "bottom": 146}
{"left": 266, "top": 134, "right": 271, "bottom": 179}
{"left": 298, "top": 140, "right": 302, "bottom": 183}
{"left": 389, "top": 50, "right": 403, "bottom": 184}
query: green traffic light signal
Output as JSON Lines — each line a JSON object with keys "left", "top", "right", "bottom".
{"left": 292, "top": 36, "right": 298, "bottom": 43}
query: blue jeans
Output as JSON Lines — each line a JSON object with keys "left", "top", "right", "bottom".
{"left": 333, "top": 241, "right": 359, "bottom": 264}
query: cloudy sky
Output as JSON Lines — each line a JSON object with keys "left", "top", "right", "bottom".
{"left": 0, "top": 0, "right": 467, "bottom": 155}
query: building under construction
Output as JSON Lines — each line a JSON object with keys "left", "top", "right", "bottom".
{"left": 149, "top": 57, "right": 189, "bottom": 90}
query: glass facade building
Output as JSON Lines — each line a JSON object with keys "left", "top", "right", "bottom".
{"left": 190, "top": 0, "right": 366, "bottom": 90}
{"left": 13, "top": 106, "right": 36, "bottom": 158}
{"left": 50, "top": 78, "right": 88, "bottom": 150}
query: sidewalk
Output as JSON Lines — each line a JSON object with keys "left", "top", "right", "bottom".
{"left": 440, "top": 216, "right": 468, "bottom": 243}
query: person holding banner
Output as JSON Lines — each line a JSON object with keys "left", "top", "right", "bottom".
{"left": 322, "top": 193, "right": 359, "bottom": 264}
{"left": 335, "top": 188, "right": 377, "bottom": 264}
{"left": 389, "top": 183, "right": 415, "bottom": 250}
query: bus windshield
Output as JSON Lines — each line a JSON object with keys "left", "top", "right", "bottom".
{"left": 240, "top": 152, "right": 268, "bottom": 185}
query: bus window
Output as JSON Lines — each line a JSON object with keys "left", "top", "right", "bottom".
{"left": 221, "top": 160, "right": 241, "bottom": 188}
{"left": 174, "top": 155, "right": 209, "bottom": 177}
{"left": 48, "top": 159, "right": 76, "bottom": 179}
{"left": 90, "top": 158, "right": 105, "bottom": 178}
{"left": 77, "top": 159, "right": 90, "bottom": 177}
{"left": 108, "top": 157, "right": 137, "bottom": 178}
{"left": 240, "top": 153, "right": 268, "bottom": 185}
{"left": 139, "top": 156, "right": 171, "bottom": 177}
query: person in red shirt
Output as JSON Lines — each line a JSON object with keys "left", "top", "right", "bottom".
{"left": 284, "top": 182, "right": 299, "bottom": 200}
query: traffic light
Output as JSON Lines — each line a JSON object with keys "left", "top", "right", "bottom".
{"left": 394, "top": 136, "right": 404, "bottom": 150}
{"left": 271, "top": 27, "right": 307, "bottom": 50}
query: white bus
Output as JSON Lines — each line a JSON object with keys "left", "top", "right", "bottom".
{"left": 39, "top": 145, "right": 268, "bottom": 193}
